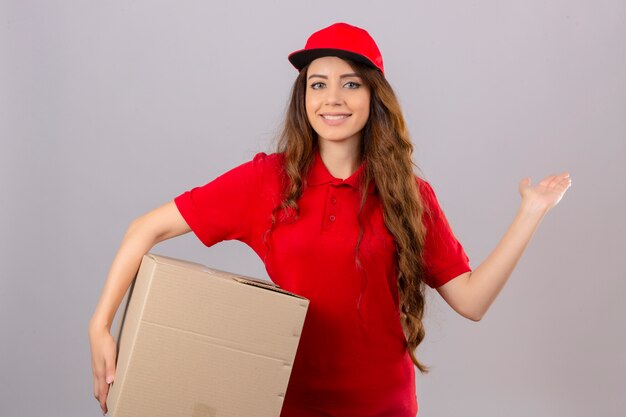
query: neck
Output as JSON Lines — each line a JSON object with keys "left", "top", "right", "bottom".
{"left": 317, "top": 139, "right": 362, "bottom": 180}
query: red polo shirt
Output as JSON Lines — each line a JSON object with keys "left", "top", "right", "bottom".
{"left": 174, "top": 151, "right": 471, "bottom": 417}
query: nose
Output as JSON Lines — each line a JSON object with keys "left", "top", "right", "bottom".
{"left": 325, "top": 83, "right": 344, "bottom": 106}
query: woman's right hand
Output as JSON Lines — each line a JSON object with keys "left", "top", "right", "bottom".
{"left": 89, "top": 324, "right": 118, "bottom": 415}
{"left": 87, "top": 201, "right": 191, "bottom": 414}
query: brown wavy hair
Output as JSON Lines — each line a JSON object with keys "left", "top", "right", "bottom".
{"left": 273, "top": 60, "right": 430, "bottom": 373}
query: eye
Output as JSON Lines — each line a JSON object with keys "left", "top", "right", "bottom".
{"left": 344, "top": 81, "right": 361, "bottom": 89}
{"left": 310, "top": 82, "right": 325, "bottom": 90}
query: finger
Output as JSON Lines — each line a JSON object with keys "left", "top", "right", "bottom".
{"left": 558, "top": 176, "right": 572, "bottom": 190}
{"left": 102, "top": 348, "right": 117, "bottom": 414}
{"left": 518, "top": 177, "right": 531, "bottom": 194}
{"left": 97, "top": 366, "right": 110, "bottom": 408}
{"left": 99, "top": 381, "right": 109, "bottom": 414}
{"left": 548, "top": 177, "right": 562, "bottom": 188}
{"left": 93, "top": 358, "right": 106, "bottom": 401}
{"left": 551, "top": 172, "right": 570, "bottom": 182}
{"left": 93, "top": 376, "right": 107, "bottom": 415}
{"left": 538, "top": 175, "right": 557, "bottom": 187}
{"left": 93, "top": 375, "right": 100, "bottom": 401}
{"left": 104, "top": 338, "right": 117, "bottom": 384}
{"left": 105, "top": 350, "right": 116, "bottom": 385}
{"left": 554, "top": 173, "right": 571, "bottom": 183}
{"left": 558, "top": 174, "right": 572, "bottom": 183}
{"left": 546, "top": 174, "right": 567, "bottom": 189}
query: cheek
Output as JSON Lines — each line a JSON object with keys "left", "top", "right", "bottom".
{"left": 305, "top": 94, "right": 315, "bottom": 118}
{"left": 305, "top": 104, "right": 315, "bottom": 126}
{"left": 359, "top": 95, "right": 371, "bottom": 125}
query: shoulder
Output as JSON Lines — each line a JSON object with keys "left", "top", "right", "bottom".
{"left": 414, "top": 176, "right": 437, "bottom": 206}
{"left": 246, "top": 152, "right": 285, "bottom": 181}
{"left": 414, "top": 175, "right": 431, "bottom": 190}
{"left": 250, "top": 151, "right": 284, "bottom": 169}
{"left": 222, "top": 152, "right": 284, "bottom": 177}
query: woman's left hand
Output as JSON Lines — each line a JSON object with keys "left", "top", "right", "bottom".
{"left": 518, "top": 172, "right": 572, "bottom": 212}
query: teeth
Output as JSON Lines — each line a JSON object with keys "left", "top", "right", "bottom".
{"left": 322, "top": 114, "right": 349, "bottom": 120}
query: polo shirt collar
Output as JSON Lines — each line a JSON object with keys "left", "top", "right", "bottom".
{"left": 306, "top": 149, "right": 375, "bottom": 194}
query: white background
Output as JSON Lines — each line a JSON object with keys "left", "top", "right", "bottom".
{"left": 1, "top": 1, "right": 624, "bottom": 416}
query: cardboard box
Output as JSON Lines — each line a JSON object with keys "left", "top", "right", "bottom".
{"left": 107, "top": 253, "right": 309, "bottom": 417}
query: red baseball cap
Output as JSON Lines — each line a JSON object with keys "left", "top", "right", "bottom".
{"left": 288, "top": 22, "right": 385, "bottom": 75}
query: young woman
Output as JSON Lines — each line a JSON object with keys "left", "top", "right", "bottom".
{"left": 89, "top": 22, "right": 571, "bottom": 416}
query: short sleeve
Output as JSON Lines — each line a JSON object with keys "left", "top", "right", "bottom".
{"left": 174, "top": 152, "right": 268, "bottom": 248}
{"left": 417, "top": 179, "right": 472, "bottom": 288}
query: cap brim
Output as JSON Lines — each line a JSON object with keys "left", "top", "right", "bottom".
{"left": 288, "top": 48, "right": 380, "bottom": 73}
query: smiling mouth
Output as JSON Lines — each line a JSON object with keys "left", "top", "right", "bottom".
{"left": 321, "top": 114, "right": 351, "bottom": 120}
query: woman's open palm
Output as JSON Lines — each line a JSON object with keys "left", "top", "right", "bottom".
{"left": 518, "top": 172, "right": 572, "bottom": 211}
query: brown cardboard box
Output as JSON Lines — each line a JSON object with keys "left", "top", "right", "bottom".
{"left": 107, "top": 253, "right": 309, "bottom": 417}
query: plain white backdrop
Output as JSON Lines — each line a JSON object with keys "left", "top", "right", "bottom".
{"left": 1, "top": 1, "right": 624, "bottom": 416}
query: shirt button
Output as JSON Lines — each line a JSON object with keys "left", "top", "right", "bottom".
{"left": 331, "top": 197, "right": 337, "bottom": 204}
{"left": 329, "top": 215, "right": 336, "bottom": 222}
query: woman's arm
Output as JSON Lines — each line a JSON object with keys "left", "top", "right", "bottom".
{"left": 436, "top": 172, "right": 572, "bottom": 321}
{"left": 88, "top": 200, "right": 191, "bottom": 414}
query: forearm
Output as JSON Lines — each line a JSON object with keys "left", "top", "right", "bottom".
{"left": 464, "top": 198, "right": 549, "bottom": 319}
{"left": 89, "top": 201, "right": 190, "bottom": 333}
{"left": 89, "top": 219, "right": 159, "bottom": 332}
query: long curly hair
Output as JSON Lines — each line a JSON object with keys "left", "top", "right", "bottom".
{"left": 274, "top": 60, "right": 430, "bottom": 373}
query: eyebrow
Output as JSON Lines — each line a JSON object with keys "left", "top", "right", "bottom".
{"left": 307, "top": 73, "right": 361, "bottom": 80}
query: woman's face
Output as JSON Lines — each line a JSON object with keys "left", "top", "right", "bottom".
{"left": 305, "top": 56, "right": 371, "bottom": 148}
